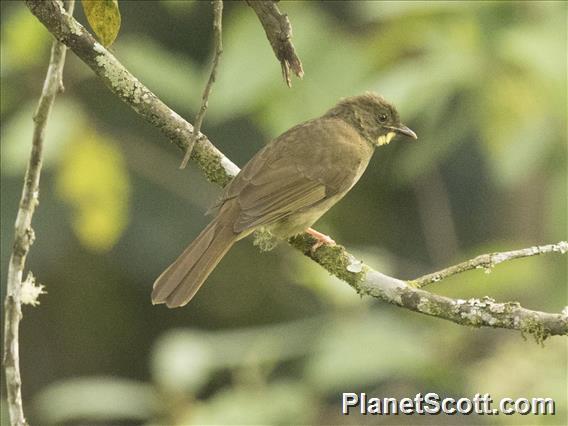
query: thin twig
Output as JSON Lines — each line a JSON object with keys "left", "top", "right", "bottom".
{"left": 180, "top": 0, "right": 223, "bottom": 169}
{"left": 24, "top": 0, "right": 568, "bottom": 340}
{"left": 246, "top": 0, "right": 303, "bottom": 87}
{"left": 3, "top": 2, "right": 75, "bottom": 424}
{"left": 408, "top": 242, "right": 568, "bottom": 288}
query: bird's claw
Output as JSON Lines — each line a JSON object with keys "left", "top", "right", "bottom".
{"left": 306, "top": 228, "right": 336, "bottom": 253}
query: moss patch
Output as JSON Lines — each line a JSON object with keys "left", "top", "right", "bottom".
{"left": 520, "top": 316, "right": 550, "bottom": 345}
{"left": 191, "top": 144, "right": 234, "bottom": 187}
{"left": 289, "top": 233, "right": 367, "bottom": 290}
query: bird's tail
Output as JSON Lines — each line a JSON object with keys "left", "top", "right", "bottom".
{"left": 152, "top": 216, "right": 238, "bottom": 308}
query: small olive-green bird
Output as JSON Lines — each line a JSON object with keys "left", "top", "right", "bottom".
{"left": 152, "top": 93, "right": 417, "bottom": 308}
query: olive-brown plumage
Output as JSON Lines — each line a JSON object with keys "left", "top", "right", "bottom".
{"left": 152, "top": 93, "right": 417, "bottom": 308}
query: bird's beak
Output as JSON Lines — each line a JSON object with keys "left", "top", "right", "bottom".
{"left": 385, "top": 124, "right": 417, "bottom": 140}
{"left": 394, "top": 124, "right": 418, "bottom": 140}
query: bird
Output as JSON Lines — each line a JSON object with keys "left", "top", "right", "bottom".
{"left": 152, "top": 93, "right": 417, "bottom": 308}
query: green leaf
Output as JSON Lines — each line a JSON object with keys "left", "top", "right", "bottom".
{"left": 81, "top": 0, "right": 121, "bottom": 47}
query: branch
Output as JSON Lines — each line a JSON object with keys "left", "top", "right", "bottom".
{"left": 180, "top": 0, "right": 223, "bottom": 169}
{"left": 24, "top": 0, "right": 568, "bottom": 341}
{"left": 246, "top": 0, "right": 303, "bottom": 87}
{"left": 290, "top": 236, "right": 568, "bottom": 342}
{"left": 409, "top": 242, "right": 568, "bottom": 288}
{"left": 26, "top": 0, "right": 239, "bottom": 186}
{"left": 4, "top": 2, "right": 75, "bottom": 425}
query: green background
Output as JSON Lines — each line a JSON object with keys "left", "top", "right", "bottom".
{"left": 1, "top": 1, "right": 566, "bottom": 424}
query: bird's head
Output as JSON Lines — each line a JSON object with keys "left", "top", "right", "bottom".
{"left": 326, "top": 92, "right": 417, "bottom": 146}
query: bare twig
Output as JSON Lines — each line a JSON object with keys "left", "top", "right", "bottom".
{"left": 180, "top": 0, "right": 223, "bottom": 169}
{"left": 246, "top": 0, "right": 303, "bottom": 87}
{"left": 409, "top": 242, "right": 568, "bottom": 288}
{"left": 3, "top": 2, "right": 75, "bottom": 424}
{"left": 24, "top": 0, "right": 568, "bottom": 340}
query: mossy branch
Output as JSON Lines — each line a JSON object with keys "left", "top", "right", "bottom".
{"left": 24, "top": 0, "right": 568, "bottom": 341}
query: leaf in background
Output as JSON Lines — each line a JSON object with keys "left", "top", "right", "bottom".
{"left": 466, "top": 338, "right": 567, "bottom": 423}
{"left": 151, "top": 319, "right": 321, "bottom": 395}
{"left": 151, "top": 330, "right": 214, "bottom": 395}
{"left": 32, "top": 377, "right": 158, "bottom": 424}
{"left": 1, "top": 99, "right": 86, "bottom": 175}
{"left": 351, "top": 0, "right": 480, "bottom": 22}
{"left": 56, "top": 129, "right": 130, "bottom": 252}
{"left": 185, "top": 381, "right": 313, "bottom": 425}
{"left": 81, "top": 0, "right": 121, "bottom": 47}
{"left": 368, "top": 11, "right": 482, "bottom": 117}
{"left": 479, "top": 73, "right": 555, "bottom": 189}
{"left": 367, "top": 16, "right": 482, "bottom": 184}
{"left": 479, "top": 16, "right": 566, "bottom": 189}
{"left": 304, "top": 312, "right": 434, "bottom": 392}
{"left": 498, "top": 13, "right": 567, "bottom": 91}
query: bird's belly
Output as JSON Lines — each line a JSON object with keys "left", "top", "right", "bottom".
{"left": 267, "top": 193, "right": 345, "bottom": 238}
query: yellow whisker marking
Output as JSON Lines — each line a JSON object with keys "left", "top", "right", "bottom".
{"left": 377, "top": 132, "right": 396, "bottom": 146}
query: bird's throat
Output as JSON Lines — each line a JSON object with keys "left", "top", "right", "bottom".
{"left": 377, "top": 131, "right": 396, "bottom": 146}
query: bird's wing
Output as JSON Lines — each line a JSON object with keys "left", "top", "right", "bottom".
{"left": 213, "top": 118, "right": 367, "bottom": 234}
{"left": 233, "top": 156, "right": 327, "bottom": 232}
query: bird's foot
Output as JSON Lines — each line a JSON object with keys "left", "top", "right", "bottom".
{"left": 306, "top": 228, "right": 336, "bottom": 253}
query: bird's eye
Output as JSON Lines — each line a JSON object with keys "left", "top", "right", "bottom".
{"left": 378, "top": 113, "right": 388, "bottom": 123}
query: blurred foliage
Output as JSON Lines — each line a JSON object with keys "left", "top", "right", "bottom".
{"left": 1, "top": 99, "right": 85, "bottom": 174}
{"left": 33, "top": 377, "right": 158, "bottom": 424}
{"left": 55, "top": 129, "right": 130, "bottom": 252}
{"left": 0, "top": 5, "right": 50, "bottom": 72}
{"left": 1, "top": 1, "right": 566, "bottom": 425}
